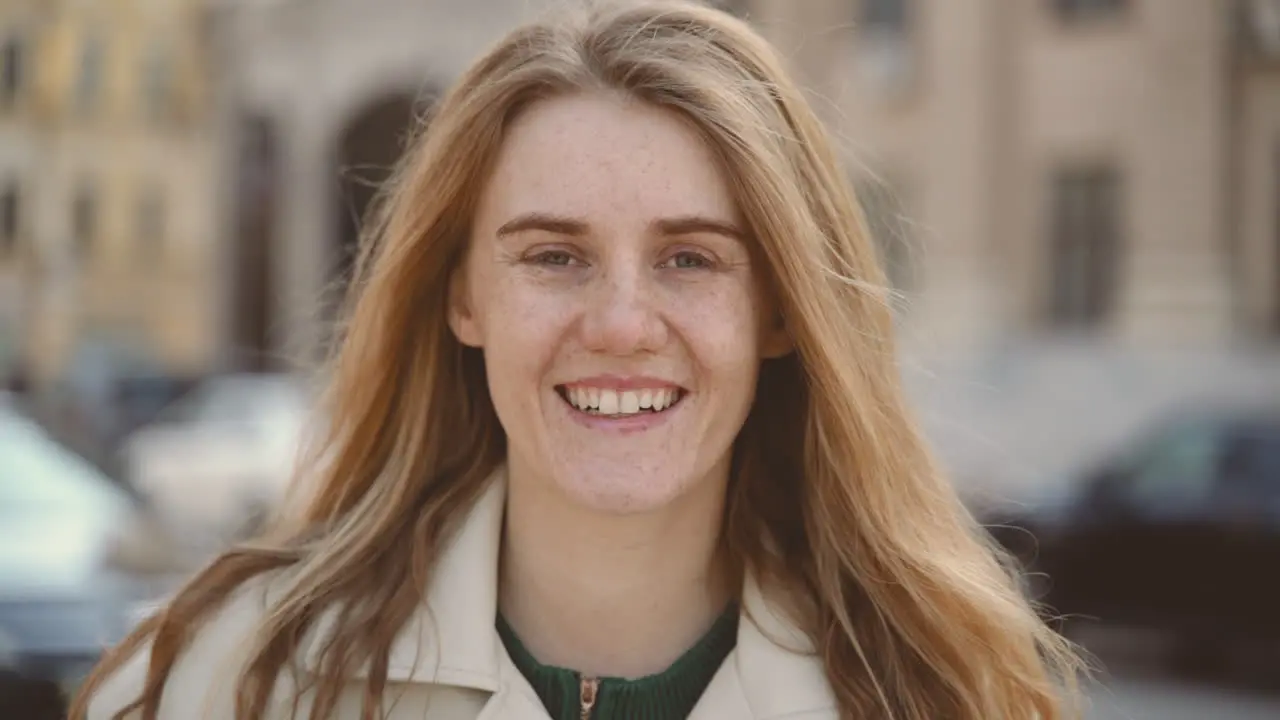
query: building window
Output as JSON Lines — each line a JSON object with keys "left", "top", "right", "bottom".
{"left": 1237, "top": 0, "right": 1280, "bottom": 57}
{"left": 1053, "top": 0, "right": 1127, "bottom": 23}
{"left": 1047, "top": 165, "right": 1122, "bottom": 327}
{"left": 0, "top": 181, "right": 18, "bottom": 255}
{"left": 1, "top": 36, "right": 23, "bottom": 108}
{"left": 855, "top": 0, "right": 913, "bottom": 97}
{"left": 75, "top": 35, "right": 105, "bottom": 114}
{"left": 137, "top": 186, "right": 165, "bottom": 254}
{"left": 862, "top": 0, "right": 908, "bottom": 32}
{"left": 73, "top": 183, "right": 98, "bottom": 256}
{"left": 141, "top": 45, "right": 173, "bottom": 121}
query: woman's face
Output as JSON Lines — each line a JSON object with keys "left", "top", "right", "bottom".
{"left": 451, "top": 92, "right": 789, "bottom": 514}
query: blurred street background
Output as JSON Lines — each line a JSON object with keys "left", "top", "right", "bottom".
{"left": 0, "top": 0, "right": 1278, "bottom": 716}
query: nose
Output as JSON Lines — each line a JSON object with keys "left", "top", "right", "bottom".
{"left": 579, "top": 264, "right": 668, "bottom": 356}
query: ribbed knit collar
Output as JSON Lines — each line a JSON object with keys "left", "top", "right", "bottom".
{"left": 496, "top": 606, "right": 739, "bottom": 720}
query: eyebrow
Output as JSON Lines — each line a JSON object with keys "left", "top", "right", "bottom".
{"left": 496, "top": 213, "right": 589, "bottom": 238}
{"left": 495, "top": 212, "right": 746, "bottom": 241}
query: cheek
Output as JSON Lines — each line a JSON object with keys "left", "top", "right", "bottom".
{"left": 669, "top": 283, "right": 762, "bottom": 381}
{"left": 478, "top": 279, "right": 572, "bottom": 376}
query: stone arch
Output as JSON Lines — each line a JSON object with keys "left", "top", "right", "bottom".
{"left": 328, "top": 90, "right": 434, "bottom": 316}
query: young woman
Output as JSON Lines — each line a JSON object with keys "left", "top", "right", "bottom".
{"left": 74, "top": 1, "right": 1083, "bottom": 718}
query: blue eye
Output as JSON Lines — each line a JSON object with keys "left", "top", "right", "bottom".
{"left": 530, "top": 250, "right": 577, "bottom": 266}
{"left": 666, "top": 252, "right": 712, "bottom": 270}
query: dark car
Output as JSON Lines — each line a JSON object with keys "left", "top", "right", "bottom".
{"left": 984, "top": 408, "right": 1280, "bottom": 679}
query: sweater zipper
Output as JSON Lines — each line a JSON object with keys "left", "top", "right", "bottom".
{"left": 579, "top": 675, "right": 599, "bottom": 720}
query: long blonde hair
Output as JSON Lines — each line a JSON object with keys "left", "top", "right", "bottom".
{"left": 73, "top": 2, "right": 1083, "bottom": 718}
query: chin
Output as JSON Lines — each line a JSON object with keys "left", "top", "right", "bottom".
{"left": 552, "top": 459, "right": 699, "bottom": 515}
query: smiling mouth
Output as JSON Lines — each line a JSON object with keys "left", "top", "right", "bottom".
{"left": 555, "top": 385, "right": 686, "bottom": 416}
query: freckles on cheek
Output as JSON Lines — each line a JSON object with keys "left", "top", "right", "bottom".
{"left": 485, "top": 280, "right": 573, "bottom": 368}
{"left": 685, "top": 284, "right": 760, "bottom": 361}
{"left": 508, "top": 284, "right": 564, "bottom": 331}
{"left": 483, "top": 273, "right": 532, "bottom": 326}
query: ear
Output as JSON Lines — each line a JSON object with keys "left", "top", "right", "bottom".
{"left": 447, "top": 268, "right": 484, "bottom": 348}
{"left": 759, "top": 311, "right": 793, "bottom": 359}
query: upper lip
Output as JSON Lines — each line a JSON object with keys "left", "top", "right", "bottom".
{"left": 559, "top": 374, "right": 686, "bottom": 391}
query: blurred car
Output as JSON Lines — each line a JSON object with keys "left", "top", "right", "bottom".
{"left": 120, "top": 373, "right": 312, "bottom": 552}
{"left": 0, "top": 667, "right": 66, "bottom": 720}
{"left": 984, "top": 407, "right": 1280, "bottom": 680}
{"left": 108, "top": 373, "right": 201, "bottom": 447}
{"left": 0, "top": 394, "right": 164, "bottom": 701}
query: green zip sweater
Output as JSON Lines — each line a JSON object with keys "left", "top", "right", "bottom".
{"left": 496, "top": 607, "right": 739, "bottom": 720}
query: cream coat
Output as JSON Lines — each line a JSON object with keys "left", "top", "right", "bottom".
{"left": 89, "top": 471, "right": 837, "bottom": 719}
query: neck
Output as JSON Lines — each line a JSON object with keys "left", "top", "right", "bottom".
{"left": 499, "top": 464, "right": 734, "bottom": 679}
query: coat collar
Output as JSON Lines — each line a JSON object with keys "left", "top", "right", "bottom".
{"left": 299, "top": 466, "right": 837, "bottom": 719}
{"left": 299, "top": 471, "right": 507, "bottom": 692}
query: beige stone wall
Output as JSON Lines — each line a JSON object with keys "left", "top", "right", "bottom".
{"left": 218, "top": 0, "right": 1275, "bottom": 371}
{"left": 748, "top": 0, "right": 1262, "bottom": 350}
{"left": 0, "top": 0, "right": 219, "bottom": 385}
{"left": 0, "top": 0, "right": 47, "bottom": 372}
{"left": 734, "top": 0, "right": 1280, "bottom": 491}
{"left": 61, "top": 0, "right": 1265, "bottom": 500}
{"left": 1237, "top": 70, "right": 1280, "bottom": 337}
{"left": 6, "top": 0, "right": 1274, "bottom": 386}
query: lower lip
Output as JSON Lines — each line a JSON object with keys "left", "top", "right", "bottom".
{"left": 557, "top": 393, "right": 685, "bottom": 434}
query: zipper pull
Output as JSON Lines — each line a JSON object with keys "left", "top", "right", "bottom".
{"left": 579, "top": 675, "right": 600, "bottom": 720}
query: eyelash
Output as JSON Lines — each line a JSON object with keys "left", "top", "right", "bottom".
{"left": 523, "top": 249, "right": 717, "bottom": 271}
{"left": 527, "top": 250, "right": 581, "bottom": 267}
{"left": 659, "top": 250, "right": 715, "bottom": 270}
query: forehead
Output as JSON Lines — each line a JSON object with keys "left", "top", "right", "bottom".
{"left": 476, "top": 92, "right": 738, "bottom": 225}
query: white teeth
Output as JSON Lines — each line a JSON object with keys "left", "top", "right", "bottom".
{"left": 563, "top": 386, "right": 681, "bottom": 415}
{"left": 620, "top": 390, "right": 640, "bottom": 414}
{"left": 598, "top": 389, "right": 619, "bottom": 415}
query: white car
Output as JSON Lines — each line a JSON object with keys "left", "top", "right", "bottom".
{"left": 0, "top": 395, "right": 158, "bottom": 698}
{"left": 120, "top": 373, "right": 312, "bottom": 554}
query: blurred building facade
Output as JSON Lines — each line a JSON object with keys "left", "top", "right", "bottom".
{"left": 1, "top": 0, "right": 1272, "bottom": 496}
{"left": 209, "top": 0, "right": 1280, "bottom": 490}
{"left": 762, "top": 0, "right": 1280, "bottom": 490}
{"left": 207, "top": 0, "right": 749, "bottom": 370}
{"left": 0, "top": 0, "right": 220, "bottom": 394}
{"left": 785, "top": 0, "right": 1277, "bottom": 348}
{"left": 207, "top": 0, "right": 1280, "bottom": 357}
